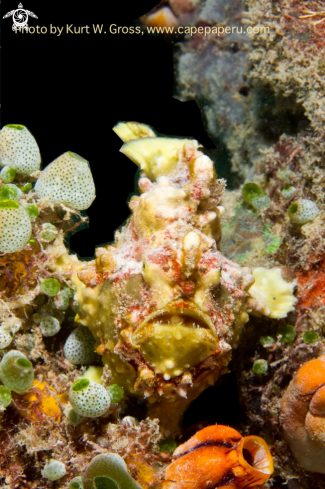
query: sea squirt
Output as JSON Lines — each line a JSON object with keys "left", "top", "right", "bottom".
{"left": 280, "top": 355, "right": 325, "bottom": 473}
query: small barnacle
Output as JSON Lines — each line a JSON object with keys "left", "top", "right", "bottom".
{"left": 69, "top": 378, "right": 111, "bottom": 418}
{"left": 0, "top": 199, "right": 32, "bottom": 253}
{"left": 35, "top": 151, "right": 96, "bottom": 210}
{"left": 39, "top": 316, "right": 61, "bottom": 337}
{"left": 242, "top": 182, "right": 270, "bottom": 211}
{"left": 248, "top": 267, "right": 297, "bottom": 319}
{"left": 0, "top": 166, "right": 16, "bottom": 183}
{"left": 0, "top": 350, "right": 34, "bottom": 394}
{"left": 64, "top": 325, "right": 97, "bottom": 365}
{"left": 0, "top": 124, "right": 41, "bottom": 174}
{"left": 288, "top": 199, "right": 319, "bottom": 224}
{"left": 42, "top": 459, "right": 66, "bottom": 481}
{"left": 37, "top": 222, "right": 58, "bottom": 241}
{"left": 83, "top": 453, "right": 143, "bottom": 489}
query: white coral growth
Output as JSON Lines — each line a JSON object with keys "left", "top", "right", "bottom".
{"left": 35, "top": 151, "right": 95, "bottom": 210}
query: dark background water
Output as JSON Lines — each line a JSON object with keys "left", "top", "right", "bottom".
{"left": 2, "top": 0, "right": 218, "bottom": 257}
{"left": 2, "top": 0, "right": 240, "bottom": 429}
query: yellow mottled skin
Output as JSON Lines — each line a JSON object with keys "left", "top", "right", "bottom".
{"left": 51, "top": 123, "right": 260, "bottom": 432}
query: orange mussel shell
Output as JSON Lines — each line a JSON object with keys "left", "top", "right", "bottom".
{"left": 163, "top": 425, "right": 273, "bottom": 489}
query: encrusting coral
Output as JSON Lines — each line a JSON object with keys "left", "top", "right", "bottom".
{"left": 280, "top": 355, "right": 325, "bottom": 474}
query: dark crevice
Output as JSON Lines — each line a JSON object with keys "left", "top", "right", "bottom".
{"left": 253, "top": 86, "right": 310, "bottom": 143}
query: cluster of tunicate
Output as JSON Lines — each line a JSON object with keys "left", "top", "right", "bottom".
{"left": 83, "top": 453, "right": 143, "bottom": 489}
{"left": 69, "top": 378, "right": 111, "bottom": 417}
{"left": 64, "top": 325, "right": 97, "bottom": 365}
{"left": 0, "top": 124, "right": 96, "bottom": 255}
{"left": 0, "top": 124, "right": 41, "bottom": 174}
{"left": 35, "top": 151, "right": 96, "bottom": 210}
{"left": 42, "top": 459, "right": 66, "bottom": 481}
{"left": 0, "top": 350, "right": 34, "bottom": 393}
{"left": 288, "top": 199, "right": 319, "bottom": 225}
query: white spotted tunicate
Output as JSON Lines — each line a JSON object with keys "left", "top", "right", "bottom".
{"left": 37, "top": 222, "right": 58, "bottom": 241}
{"left": 35, "top": 152, "right": 96, "bottom": 210}
{"left": 39, "top": 316, "right": 61, "bottom": 337}
{"left": 0, "top": 184, "right": 22, "bottom": 202}
{"left": 42, "top": 459, "right": 66, "bottom": 481}
{"left": 63, "top": 325, "right": 97, "bottom": 365}
{"left": 0, "top": 328, "right": 13, "bottom": 349}
{"left": 0, "top": 124, "right": 41, "bottom": 174}
{"left": 282, "top": 185, "right": 296, "bottom": 199}
{"left": 0, "top": 350, "right": 34, "bottom": 393}
{"left": 69, "top": 378, "right": 111, "bottom": 418}
{"left": 0, "top": 200, "right": 32, "bottom": 253}
{"left": 288, "top": 199, "right": 319, "bottom": 225}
